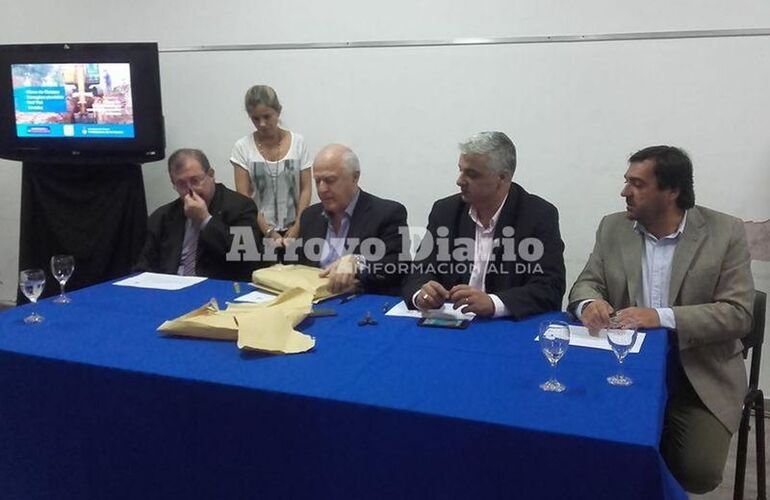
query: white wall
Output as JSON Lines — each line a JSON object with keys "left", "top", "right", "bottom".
{"left": 1, "top": 1, "right": 769, "bottom": 388}
{"left": 4, "top": 0, "right": 770, "bottom": 45}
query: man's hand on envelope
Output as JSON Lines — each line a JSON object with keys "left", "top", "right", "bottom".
{"left": 319, "top": 254, "right": 360, "bottom": 293}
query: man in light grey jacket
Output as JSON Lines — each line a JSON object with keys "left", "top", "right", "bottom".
{"left": 569, "top": 145, "right": 754, "bottom": 494}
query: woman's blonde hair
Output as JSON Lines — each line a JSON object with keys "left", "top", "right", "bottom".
{"left": 244, "top": 85, "right": 282, "bottom": 113}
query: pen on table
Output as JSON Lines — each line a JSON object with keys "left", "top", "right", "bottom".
{"left": 309, "top": 308, "right": 337, "bottom": 318}
{"left": 340, "top": 293, "right": 358, "bottom": 304}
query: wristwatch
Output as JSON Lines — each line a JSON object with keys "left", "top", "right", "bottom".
{"left": 354, "top": 254, "right": 368, "bottom": 276}
{"left": 265, "top": 226, "right": 277, "bottom": 237}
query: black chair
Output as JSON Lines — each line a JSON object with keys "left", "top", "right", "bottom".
{"left": 734, "top": 290, "right": 767, "bottom": 500}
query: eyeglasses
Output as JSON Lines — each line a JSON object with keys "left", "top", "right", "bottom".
{"left": 172, "top": 174, "right": 209, "bottom": 192}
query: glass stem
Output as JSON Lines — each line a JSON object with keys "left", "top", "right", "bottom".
{"left": 60, "top": 282, "right": 66, "bottom": 298}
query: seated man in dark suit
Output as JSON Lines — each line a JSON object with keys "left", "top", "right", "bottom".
{"left": 292, "top": 144, "right": 408, "bottom": 294}
{"left": 402, "top": 131, "right": 565, "bottom": 318}
{"left": 135, "top": 148, "right": 260, "bottom": 281}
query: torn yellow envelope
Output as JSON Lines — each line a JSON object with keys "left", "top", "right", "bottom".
{"left": 226, "top": 287, "right": 315, "bottom": 312}
{"left": 252, "top": 264, "right": 337, "bottom": 301}
{"left": 157, "top": 289, "right": 316, "bottom": 354}
{"left": 235, "top": 311, "right": 315, "bottom": 354}
{"left": 157, "top": 299, "right": 238, "bottom": 340}
{"left": 234, "top": 288, "right": 315, "bottom": 353}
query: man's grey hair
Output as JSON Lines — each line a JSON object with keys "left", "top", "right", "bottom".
{"left": 341, "top": 148, "right": 361, "bottom": 175}
{"left": 244, "top": 85, "right": 282, "bottom": 113}
{"left": 168, "top": 148, "right": 211, "bottom": 174}
{"left": 459, "top": 131, "right": 517, "bottom": 177}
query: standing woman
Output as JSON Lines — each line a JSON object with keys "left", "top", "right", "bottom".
{"left": 231, "top": 85, "right": 312, "bottom": 249}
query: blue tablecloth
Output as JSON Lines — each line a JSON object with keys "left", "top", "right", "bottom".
{"left": 0, "top": 278, "right": 686, "bottom": 500}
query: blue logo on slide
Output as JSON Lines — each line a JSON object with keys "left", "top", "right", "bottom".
{"left": 17, "top": 123, "right": 134, "bottom": 139}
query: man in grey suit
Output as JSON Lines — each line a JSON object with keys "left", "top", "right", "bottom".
{"left": 569, "top": 145, "right": 754, "bottom": 494}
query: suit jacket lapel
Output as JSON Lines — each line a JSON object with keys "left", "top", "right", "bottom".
{"left": 487, "top": 185, "right": 518, "bottom": 287}
{"left": 208, "top": 183, "right": 224, "bottom": 218}
{"left": 457, "top": 209, "right": 475, "bottom": 240}
{"left": 306, "top": 208, "right": 328, "bottom": 242}
{"left": 193, "top": 184, "right": 223, "bottom": 265}
{"left": 456, "top": 198, "right": 476, "bottom": 284}
{"left": 619, "top": 221, "right": 643, "bottom": 307}
{"left": 668, "top": 208, "right": 705, "bottom": 306}
{"left": 491, "top": 184, "right": 519, "bottom": 249}
{"left": 347, "top": 190, "right": 371, "bottom": 246}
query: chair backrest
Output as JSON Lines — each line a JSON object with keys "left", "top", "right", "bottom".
{"left": 742, "top": 290, "right": 767, "bottom": 389}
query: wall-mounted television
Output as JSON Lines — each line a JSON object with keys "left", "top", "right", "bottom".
{"left": 0, "top": 42, "right": 165, "bottom": 164}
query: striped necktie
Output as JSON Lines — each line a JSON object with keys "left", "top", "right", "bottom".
{"left": 180, "top": 220, "right": 200, "bottom": 276}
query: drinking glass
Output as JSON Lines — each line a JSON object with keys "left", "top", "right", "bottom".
{"left": 539, "top": 320, "right": 571, "bottom": 392}
{"left": 50, "top": 255, "right": 75, "bottom": 304}
{"left": 19, "top": 268, "right": 46, "bottom": 324}
{"left": 606, "top": 318, "right": 638, "bottom": 386}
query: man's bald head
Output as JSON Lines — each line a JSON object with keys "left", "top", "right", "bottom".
{"left": 314, "top": 144, "right": 360, "bottom": 176}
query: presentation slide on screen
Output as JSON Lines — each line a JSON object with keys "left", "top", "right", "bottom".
{"left": 12, "top": 62, "right": 134, "bottom": 139}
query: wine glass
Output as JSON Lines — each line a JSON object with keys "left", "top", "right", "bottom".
{"left": 606, "top": 318, "right": 638, "bottom": 386}
{"left": 19, "top": 268, "right": 46, "bottom": 324}
{"left": 50, "top": 255, "right": 75, "bottom": 304}
{"left": 539, "top": 320, "right": 571, "bottom": 392}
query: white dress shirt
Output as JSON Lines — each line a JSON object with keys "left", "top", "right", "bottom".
{"left": 467, "top": 195, "right": 511, "bottom": 318}
{"left": 414, "top": 194, "right": 510, "bottom": 318}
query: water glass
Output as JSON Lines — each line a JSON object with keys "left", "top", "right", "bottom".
{"left": 50, "top": 255, "right": 75, "bottom": 304}
{"left": 19, "top": 268, "right": 46, "bottom": 324}
{"left": 606, "top": 319, "right": 638, "bottom": 386}
{"left": 539, "top": 320, "right": 571, "bottom": 392}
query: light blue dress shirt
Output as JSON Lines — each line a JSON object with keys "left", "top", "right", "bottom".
{"left": 578, "top": 212, "right": 687, "bottom": 330}
{"left": 319, "top": 189, "right": 361, "bottom": 269}
{"left": 634, "top": 212, "right": 687, "bottom": 329}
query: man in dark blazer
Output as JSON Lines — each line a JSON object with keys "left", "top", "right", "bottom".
{"left": 135, "top": 148, "right": 260, "bottom": 282}
{"left": 292, "top": 144, "right": 408, "bottom": 294}
{"left": 402, "top": 132, "right": 565, "bottom": 318}
{"left": 569, "top": 145, "right": 754, "bottom": 494}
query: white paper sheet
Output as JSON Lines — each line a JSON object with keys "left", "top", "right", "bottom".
{"left": 233, "top": 290, "right": 278, "bottom": 304}
{"left": 536, "top": 325, "right": 646, "bottom": 353}
{"left": 385, "top": 300, "right": 475, "bottom": 321}
{"left": 113, "top": 272, "right": 207, "bottom": 291}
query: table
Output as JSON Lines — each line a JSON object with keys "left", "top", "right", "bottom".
{"left": 0, "top": 278, "right": 686, "bottom": 499}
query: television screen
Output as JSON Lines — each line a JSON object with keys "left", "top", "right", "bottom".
{"left": 13, "top": 62, "right": 135, "bottom": 139}
{"left": 0, "top": 43, "right": 165, "bottom": 164}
